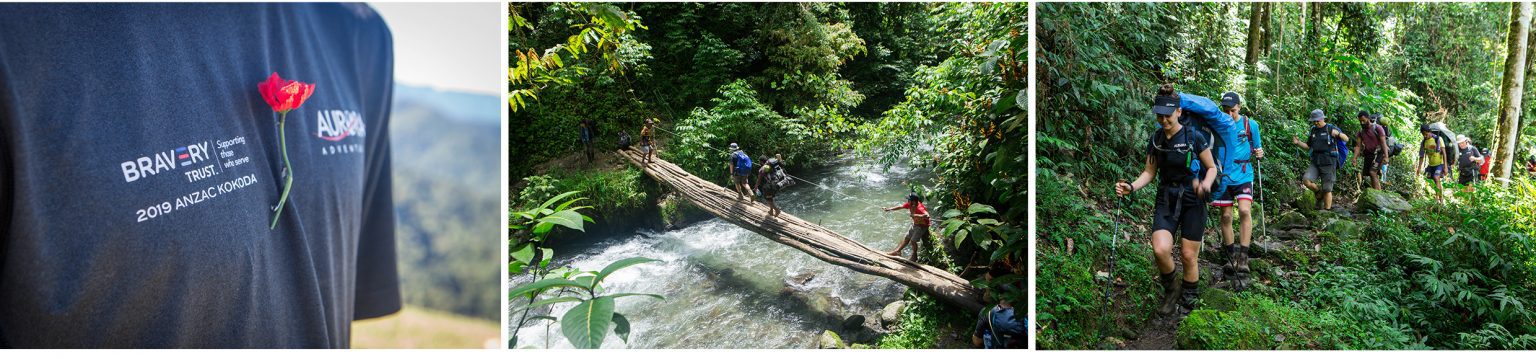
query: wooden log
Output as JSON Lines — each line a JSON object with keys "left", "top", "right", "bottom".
{"left": 618, "top": 149, "right": 985, "bottom": 312}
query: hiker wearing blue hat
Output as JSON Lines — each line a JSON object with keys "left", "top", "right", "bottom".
{"left": 1208, "top": 92, "right": 1264, "bottom": 291}
{"left": 1292, "top": 109, "right": 1349, "bottom": 211}
{"left": 1115, "top": 84, "right": 1220, "bottom": 315}
{"left": 726, "top": 142, "right": 755, "bottom": 202}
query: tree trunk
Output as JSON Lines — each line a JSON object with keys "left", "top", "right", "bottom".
{"left": 1495, "top": 2, "right": 1533, "bottom": 181}
{"left": 1246, "top": 2, "right": 1264, "bottom": 69}
{"left": 1307, "top": 3, "right": 1323, "bottom": 43}
{"left": 1260, "top": 3, "right": 1273, "bottom": 55}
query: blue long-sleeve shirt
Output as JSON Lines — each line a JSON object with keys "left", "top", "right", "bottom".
{"left": 1178, "top": 93, "right": 1262, "bottom": 186}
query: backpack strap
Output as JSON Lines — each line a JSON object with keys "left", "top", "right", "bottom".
{"left": 1241, "top": 115, "right": 1254, "bottom": 172}
{"left": 981, "top": 306, "right": 996, "bottom": 347}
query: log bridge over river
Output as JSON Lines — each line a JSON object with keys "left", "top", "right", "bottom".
{"left": 617, "top": 148, "right": 983, "bottom": 312}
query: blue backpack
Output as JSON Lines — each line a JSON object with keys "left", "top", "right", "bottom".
{"left": 1335, "top": 128, "right": 1350, "bottom": 167}
{"left": 732, "top": 151, "right": 753, "bottom": 175}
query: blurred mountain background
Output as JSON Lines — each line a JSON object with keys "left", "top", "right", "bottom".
{"left": 353, "top": 84, "right": 500, "bottom": 348}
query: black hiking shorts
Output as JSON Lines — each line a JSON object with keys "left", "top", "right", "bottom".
{"left": 1362, "top": 151, "right": 1382, "bottom": 176}
{"left": 1152, "top": 185, "right": 1206, "bottom": 242}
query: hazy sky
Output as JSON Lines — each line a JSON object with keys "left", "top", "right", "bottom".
{"left": 372, "top": 2, "right": 501, "bottom": 95}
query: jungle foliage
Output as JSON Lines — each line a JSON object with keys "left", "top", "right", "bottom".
{"left": 509, "top": 2, "right": 1027, "bottom": 348}
{"left": 1038, "top": 2, "right": 1536, "bottom": 349}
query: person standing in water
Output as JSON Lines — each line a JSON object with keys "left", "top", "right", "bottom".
{"left": 1115, "top": 84, "right": 1220, "bottom": 315}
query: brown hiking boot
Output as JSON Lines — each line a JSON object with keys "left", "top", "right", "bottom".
{"left": 1233, "top": 245, "right": 1251, "bottom": 291}
{"left": 1180, "top": 280, "right": 1201, "bottom": 311}
{"left": 1157, "top": 271, "right": 1180, "bottom": 315}
{"left": 1219, "top": 244, "right": 1235, "bottom": 280}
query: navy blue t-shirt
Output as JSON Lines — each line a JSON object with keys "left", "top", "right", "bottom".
{"left": 0, "top": 3, "right": 400, "bottom": 348}
{"left": 1146, "top": 126, "right": 1212, "bottom": 188}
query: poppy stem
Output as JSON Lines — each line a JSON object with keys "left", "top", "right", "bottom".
{"left": 270, "top": 113, "right": 294, "bottom": 229}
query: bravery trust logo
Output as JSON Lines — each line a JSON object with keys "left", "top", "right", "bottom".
{"left": 316, "top": 109, "right": 366, "bottom": 141}
{"left": 121, "top": 142, "right": 211, "bottom": 183}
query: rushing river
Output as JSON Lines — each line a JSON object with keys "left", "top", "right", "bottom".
{"left": 511, "top": 157, "right": 932, "bottom": 348}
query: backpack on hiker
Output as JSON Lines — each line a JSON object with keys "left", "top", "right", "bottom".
{"left": 1335, "top": 132, "right": 1350, "bottom": 168}
{"left": 760, "top": 160, "right": 794, "bottom": 194}
{"left": 1376, "top": 118, "right": 1405, "bottom": 157}
{"left": 1307, "top": 124, "right": 1343, "bottom": 168}
{"left": 1426, "top": 122, "right": 1460, "bottom": 165}
{"left": 732, "top": 150, "right": 753, "bottom": 176}
{"left": 978, "top": 306, "right": 1024, "bottom": 349}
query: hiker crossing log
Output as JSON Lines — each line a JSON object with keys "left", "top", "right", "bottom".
{"left": 617, "top": 149, "right": 984, "bottom": 312}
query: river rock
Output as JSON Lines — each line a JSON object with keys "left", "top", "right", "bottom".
{"left": 818, "top": 330, "right": 846, "bottom": 349}
{"left": 879, "top": 301, "right": 907, "bottom": 329}
{"left": 1101, "top": 337, "right": 1126, "bottom": 350}
{"left": 842, "top": 315, "right": 867, "bottom": 330}
{"left": 1358, "top": 188, "right": 1412, "bottom": 213}
{"left": 1199, "top": 288, "right": 1237, "bottom": 312}
{"left": 1324, "top": 218, "right": 1364, "bottom": 241}
{"left": 1297, "top": 188, "right": 1317, "bottom": 213}
{"left": 1273, "top": 211, "right": 1307, "bottom": 230}
{"left": 1311, "top": 209, "right": 1341, "bottom": 224}
{"left": 789, "top": 271, "right": 817, "bottom": 286}
{"left": 1248, "top": 259, "right": 1273, "bottom": 278}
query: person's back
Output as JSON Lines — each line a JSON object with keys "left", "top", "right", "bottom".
{"left": 976, "top": 304, "right": 1025, "bottom": 349}
{"left": 0, "top": 3, "right": 399, "bottom": 348}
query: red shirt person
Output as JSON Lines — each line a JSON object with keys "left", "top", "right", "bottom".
{"left": 883, "top": 193, "right": 931, "bottom": 262}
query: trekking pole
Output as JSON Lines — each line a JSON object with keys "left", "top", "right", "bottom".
{"left": 1100, "top": 180, "right": 1131, "bottom": 337}
{"left": 1256, "top": 158, "right": 1267, "bottom": 243}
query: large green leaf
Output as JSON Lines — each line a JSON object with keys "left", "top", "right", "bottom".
{"left": 561, "top": 296, "right": 616, "bottom": 349}
{"left": 612, "top": 312, "right": 632, "bottom": 344}
{"left": 942, "top": 218, "right": 966, "bottom": 237}
{"left": 540, "top": 209, "right": 588, "bottom": 232}
{"left": 595, "top": 257, "right": 660, "bottom": 284}
{"left": 534, "top": 191, "right": 582, "bottom": 213}
{"left": 508, "top": 278, "right": 586, "bottom": 300}
{"left": 527, "top": 296, "right": 583, "bottom": 309}
{"left": 510, "top": 243, "right": 535, "bottom": 265}
{"left": 600, "top": 293, "right": 665, "bottom": 301}
{"left": 942, "top": 208, "right": 967, "bottom": 219}
{"left": 967, "top": 203, "right": 998, "bottom": 215}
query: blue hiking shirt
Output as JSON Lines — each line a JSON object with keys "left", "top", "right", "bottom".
{"left": 1179, "top": 93, "right": 1262, "bottom": 187}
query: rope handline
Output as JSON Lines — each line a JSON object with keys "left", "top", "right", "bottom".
{"left": 648, "top": 126, "right": 897, "bottom": 210}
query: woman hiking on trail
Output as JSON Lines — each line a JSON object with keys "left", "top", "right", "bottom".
{"left": 1115, "top": 84, "right": 1220, "bottom": 315}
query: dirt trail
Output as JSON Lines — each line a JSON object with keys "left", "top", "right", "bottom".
{"left": 1117, "top": 201, "right": 1366, "bottom": 349}
{"left": 1120, "top": 246, "right": 1226, "bottom": 350}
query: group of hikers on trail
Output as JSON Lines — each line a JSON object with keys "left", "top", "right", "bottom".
{"left": 1113, "top": 83, "right": 1527, "bottom": 316}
